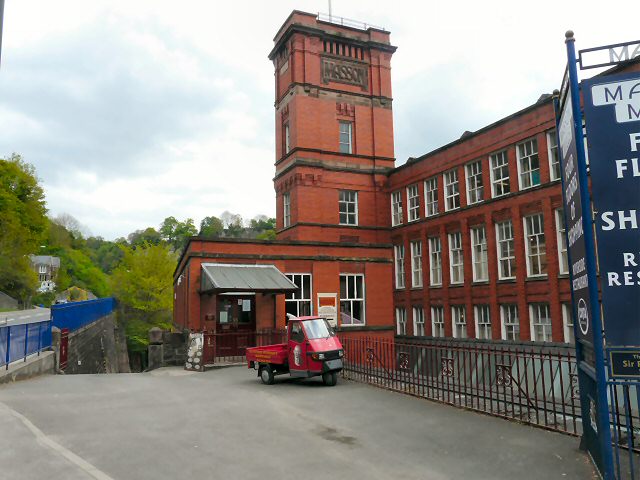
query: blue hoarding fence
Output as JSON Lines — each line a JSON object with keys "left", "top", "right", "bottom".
{"left": 50, "top": 297, "right": 115, "bottom": 332}
{"left": 0, "top": 319, "right": 52, "bottom": 370}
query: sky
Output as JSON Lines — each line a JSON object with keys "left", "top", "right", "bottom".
{"left": 0, "top": 0, "right": 637, "bottom": 240}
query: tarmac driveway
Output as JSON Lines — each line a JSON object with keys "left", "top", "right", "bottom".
{"left": 0, "top": 366, "right": 597, "bottom": 480}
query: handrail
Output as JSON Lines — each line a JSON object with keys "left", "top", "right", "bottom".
{"left": 317, "top": 12, "right": 386, "bottom": 32}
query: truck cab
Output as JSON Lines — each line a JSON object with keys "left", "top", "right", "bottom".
{"left": 246, "top": 316, "right": 344, "bottom": 386}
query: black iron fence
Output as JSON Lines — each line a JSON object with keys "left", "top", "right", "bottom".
{"left": 340, "top": 335, "right": 583, "bottom": 434}
{"left": 202, "top": 329, "right": 287, "bottom": 365}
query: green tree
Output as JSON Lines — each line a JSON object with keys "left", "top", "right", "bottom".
{"left": 199, "top": 216, "right": 224, "bottom": 237}
{"left": 159, "top": 216, "right": 197, "bottom": 252}
{"left": 110, "top": 243, "right": 177, "bottom": 352}
{"left": 0, "top": 154, "right": 47, "bottom": 303}
{"left": 127, "top": 227, "right": 161, "bottom": 247}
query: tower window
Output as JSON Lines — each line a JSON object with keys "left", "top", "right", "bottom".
{"left": 339, "top": 121, "right": 353, "bottom": 154}
{"left": 284, "top": 123, "right": 290, "bottom": 154}
{"left": 339, "top": 190, "right": 358, "bottom": 225}
{"left": 283, "top": 193, "right": 291, "bottom": 228}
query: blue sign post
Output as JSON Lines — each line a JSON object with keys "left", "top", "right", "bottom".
{"left": 557, "top": 32, "right": 640, "bottom": 479}
{"left": 556, "top": 32, "right": 615, "bottom": 479}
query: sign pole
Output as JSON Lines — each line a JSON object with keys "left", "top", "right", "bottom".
{"left": 564, "top": 31, "right": 614, "bottom": 479}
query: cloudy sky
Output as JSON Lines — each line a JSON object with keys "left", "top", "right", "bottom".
{"left": 1, "top": 0, "right": 636, "bottom": 240}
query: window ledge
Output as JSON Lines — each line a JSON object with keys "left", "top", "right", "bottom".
{"left": 525, "top": 276, "right": 549, "bottom": 282}
{"left": 472, "top": 280, "right": 490, "bottom": 286}
{"left": 497, "top": 278, "right": 517, "bottom": 284}
{"left": 429, "top": 285, "right": 443, "bottom": 289}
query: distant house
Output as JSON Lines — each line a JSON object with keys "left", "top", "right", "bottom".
{"left": 29, "top": 255, "right": 60, "bottom": 292}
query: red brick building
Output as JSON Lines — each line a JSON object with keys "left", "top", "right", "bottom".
{"left": 173, "top": 11, "right": 397, "bottom": 342}
{"left": 173, "top": 10, "right": 636, "bottom": 347}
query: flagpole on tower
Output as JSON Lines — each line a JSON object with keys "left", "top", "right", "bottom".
{"left": 328, "top": 0, "right": 332, "bottom": 22}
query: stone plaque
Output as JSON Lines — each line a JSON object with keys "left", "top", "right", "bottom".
{"left": 321, "top": 56, "right": 368, "bottom": 91}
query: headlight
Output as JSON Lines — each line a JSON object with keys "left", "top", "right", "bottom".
{"left": 311, "top": 352, "right": 326, "bottom": 361}
{"left": 339, "top": 350, "right": 344, "bottom": 358}
{"left": 319, "top": 353, "right": 325, "bottom": 360}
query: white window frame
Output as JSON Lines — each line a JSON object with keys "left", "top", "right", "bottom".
{"left": 448, "top": 232, "right": 464, "bottom": 285}
{"left": 495, "top": 220, "right": 516, "bottom": 280}
{"left": 516, "top": 138, "right": 540, "bottom": 190}
{"left": 562, "top": 303, "right": 574, "bottom": 344}
{"left": 465, "top": 160, "right": 484, "bottom": 205}
{"left": 424, "top": 177, "right": 438, "bottom": 217}
{"left": 452, "top": 305, "right": 467, "bottom": 339}
{"left": 500, "top": 304, "right": 520, "bottom": 341}
{"left": 396, "top": 307, "right": 407, "bottom": 335}
{"left": 524, "top": 213, "right": 547, "bottom": 277}
{"left": 391, "top": 191, "right": 403, "bottom": 226}
{"left": 474, "top": 305, "right": 492, "bottom": 340}
{"left": 339, "top": 274, "right": 365, "bottom": 326}
{"left": 547, "top": 130, "right": 561, "bottom": 181}
{"left": 338, "top": 190, "right": 358, "bottom": 226}
{"left": 443, "top": 169, "right": 460, "bottom": 211}
{"left": 339, "top": 121, "right": 353, "bottom": 154}
{"left": 428, "top": 237, "right": 442, "bottom": 286}
{"left": 431, "top": 306, "right": 445, "bottom": 337}
{"left": 283, "top": 192, "right": 291, "bottom": 228}
{"left": 489, "top": 150, "right": 510, "bottom": 198}
{"left": 529, "top": 303, "right": 552, "bottom": 342}
{"left": 410, "top": 240, "right": 423, "bottom": 288}
{"left": 394, "top": 244, "right": 405, "bottom": 289}
{"left": 555, "top": 209, "right": 569, "bottom": 275}
{"left": 413, "top": 307, "right": 425, "bottom": 336}
{"left": 407, "top": 184, "right": 420, "bottom": 222}
{"left": 285, "top": 273, "right": 312, "bottom": 317}
{"left": 284, "top": 123, "right": 291, "bottom": 154}
{"left": 470, "top": 226, "right": 488, "bottom": 282}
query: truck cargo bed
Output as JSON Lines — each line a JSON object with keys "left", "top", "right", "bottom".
{"left": 246, "top": 344, "right": 288, "bottom": 365}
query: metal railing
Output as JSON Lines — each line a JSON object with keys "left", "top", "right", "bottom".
{"left": 0, "top": 318, "right": 52, "bottom": 370}
{"left": 202, "top": 329, "right": 287, "bottom": 365}
{"left": 339, "top": 335, "right": 640, "bottom": 459}
{"left": 317, "top": 12, "right": 386, "bottom": 32}
{"left": 609, "top": 380, "right": 640, "bottom": 479}
{"left": 340, "top": 336, "right": 582, "bottom": 434}
{"left": 51, "top": 297, "right": 115, "bottom": 332}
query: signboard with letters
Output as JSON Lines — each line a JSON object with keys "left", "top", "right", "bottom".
{"left": 583, "top": 71, "right": 640, "bottom": 347}
{"left": 558, "top": 94, "right": 595, "bottom": 348}
{"left": 321, "top": 56, "right": 368, "bottom": 91}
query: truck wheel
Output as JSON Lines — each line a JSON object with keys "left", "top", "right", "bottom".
{"left": 322, "top": 371, "right": 337, "bottom": 386}
{"left": 260, "top": 365, "right": 275, "bottom": 385}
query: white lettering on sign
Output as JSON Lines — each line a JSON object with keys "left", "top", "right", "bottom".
{"left": 615, "top": 158, "right": 640, "bottom": 178}
{"left": 601, "top": 210, "right": 639, "bottom": 231}
{"left": 592, "top": 80, "right": 640, "bottom": 123}
{"left": 610, "top": 44, "right": 640, "bottom": 63}
{"left": 606, "top": 252, "right": 640, "bottom": 286}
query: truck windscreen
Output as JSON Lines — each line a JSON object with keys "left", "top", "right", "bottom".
{"left": 302, "top": 319, "right": 334, "bottom": 339}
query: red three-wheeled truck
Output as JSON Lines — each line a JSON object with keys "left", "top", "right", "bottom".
{"left": 246, "top": 316, "right": 344, "bottom": 386}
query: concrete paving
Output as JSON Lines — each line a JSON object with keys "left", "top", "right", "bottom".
{"left": 0, "top": 367, "right": 597, "bottom": 480}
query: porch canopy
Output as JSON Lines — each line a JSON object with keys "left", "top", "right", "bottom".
{"left": 200, "top": 263, "right": 298, "bottom": 294}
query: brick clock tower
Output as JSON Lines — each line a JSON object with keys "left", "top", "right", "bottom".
{"left": 269, "top": 11, "right": 397, "bottom": 244}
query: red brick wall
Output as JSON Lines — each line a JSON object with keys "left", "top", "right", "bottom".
{"left": 387, "top": 100, "right": 572, "bottom": 342}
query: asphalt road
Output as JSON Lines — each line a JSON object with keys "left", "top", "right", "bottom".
{"left": 0, "top": 367, "right": 597, "bottom": 480}
{"left": 0, "top": 307, "right": 50, "bottom": 326}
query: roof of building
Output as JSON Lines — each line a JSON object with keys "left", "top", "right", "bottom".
{"left": 29, "top": 255, "right": 61, "bottom": 268}
{"left": 200, "top": 263, "right": 298, "bottom": 294}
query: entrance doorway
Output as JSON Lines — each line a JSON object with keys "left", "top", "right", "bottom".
{"left": 216, "top": 294, "right": 255, "bottom": 357}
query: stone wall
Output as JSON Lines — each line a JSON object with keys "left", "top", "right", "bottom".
{"left": 56, "top": 313, "right": 130, "bottom": 374}
{"left": 147, "top": 330, "right": 188, "bottom": 370}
